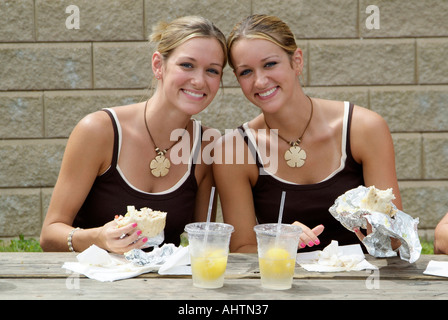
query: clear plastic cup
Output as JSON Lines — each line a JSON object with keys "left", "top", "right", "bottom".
{"left": 185, "top": 222, "right": 234, "bottom": 289}
{"left": 254, "top": 223, "right": 302, "bottom": 290}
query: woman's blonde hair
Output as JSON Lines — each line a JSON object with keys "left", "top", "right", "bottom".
{"left": 227, "top": 14, "right": 297, "bottom": 70}
{"left": 150, "top": 16, "right": 227, "bottom": 67}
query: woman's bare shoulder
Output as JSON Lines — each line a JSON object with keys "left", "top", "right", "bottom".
{"left": 69, "top": 110, "right": 114, "bottom": 153}
{"left": 351, "top": 104, "right": 390, "bottom": 133}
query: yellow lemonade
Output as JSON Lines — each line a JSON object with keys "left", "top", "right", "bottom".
{"left": 191, "top": 249, "right": 228, "bottom": 288}
{"left": 259, "top": 247, "right": 295, "bottom": 290}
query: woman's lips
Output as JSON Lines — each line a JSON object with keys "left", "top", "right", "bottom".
{"left": 256, "top": 86, "right": 279, "bottom": 99}
{"left": 182, "top": 89, "right": 206, "bottom": 99}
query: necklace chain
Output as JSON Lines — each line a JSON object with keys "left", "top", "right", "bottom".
{"left": 143, "top": 100, "right": 189, "bottom": 177}
{"left": 264, "top": 95, "right": 314, "bottom": 168}
{"left": 265, "top": 95, "right": 314, "bottom": 146}
{"left": 143, "top": 100, "right": 189, "bottom": 155}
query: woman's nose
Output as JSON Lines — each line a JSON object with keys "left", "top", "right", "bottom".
{"left": 191, "top": 71, "right": 205, "bottom": 88}
{"left": 254, "top": 71, "right": 269, "bottom": 88}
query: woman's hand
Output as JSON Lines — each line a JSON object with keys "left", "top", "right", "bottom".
{"left": 292, "top": 222, "right": 325, "bottom": 249}
{"left": 98, "top": 221, "right": 148, "bottom": 254}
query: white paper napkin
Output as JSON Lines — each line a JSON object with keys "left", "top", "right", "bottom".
{"left": 62, "top": 244, "right": 191, "bottom": 282}
{"left": 423, "top": 260, "right": 448, "bottom": 278}
{"left": 158, "top": 245, "right": 191, "bottom": 275}
{"left": 296, "top": 241, "right": 378, "bottom": 272}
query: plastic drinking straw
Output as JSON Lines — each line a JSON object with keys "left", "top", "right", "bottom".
{"left": 275, "top": 191, "right": 286, "bottom": 244}
{"left": 203, "top": 186, "right": 215, "bottom": 246}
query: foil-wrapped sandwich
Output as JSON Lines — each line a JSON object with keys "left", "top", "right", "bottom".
{"left": 329, "top": 186, "right": 421, "bottom": 263}
{"left": 115, "top": 206, "right": 167, "bottom": 247}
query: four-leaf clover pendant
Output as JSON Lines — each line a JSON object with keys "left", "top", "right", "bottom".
{"left": 150, "top": 154, "right": 171, "bottom": 177}
{"left": 284, "top": 145, "right": 306, "bottom": 168}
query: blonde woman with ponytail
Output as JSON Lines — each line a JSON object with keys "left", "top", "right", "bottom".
{"left": 214, "top": 14, "right": 401, "bottom": 253}
{"left": 41, "top": 16, "right": 227, "bottom": 254}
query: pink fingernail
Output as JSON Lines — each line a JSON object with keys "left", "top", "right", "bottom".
{"left": 136, "top": 230, "right": 142, "bottom": 236}
{"left": 308, "top": 241, "right": 314, "bottom": 247}
{"left": 314, "top": 239, "right": 320, "bottom": 245}
{"left": 300, "top": 242, "right": 306, "bottom": 248}
{"left": 132, "top": 223, "right": 138, "bottom": 228}
{"left": 142, "top": 237, "right": 148, "bottom": 243}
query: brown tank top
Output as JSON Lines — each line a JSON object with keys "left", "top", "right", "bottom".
{"left": 239, "top": 102, "right": 364, "bottom": 251}
{"left": 73, "top": 109, "right": 201, "bottom": 246}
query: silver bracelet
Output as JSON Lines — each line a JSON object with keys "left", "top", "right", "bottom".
{"left": 67, "top": 227, "right": 82, "bottom": 252}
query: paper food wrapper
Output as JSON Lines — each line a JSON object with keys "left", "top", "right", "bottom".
{"left": 297, "top": 241, "right": 377, "bottom": 272}
{"left": 423, "top": 260, "right": 448, "bottom": 278}
{"left": 329, "top": 186, "right": 422, "bottom": 263}
{"left": 62, "top": 244, "right": 190, "bottom": 282}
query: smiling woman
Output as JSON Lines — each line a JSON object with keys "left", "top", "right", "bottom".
{"left": 213, "top": 14, "right": 402, "bottom": 254}
{"left": 40, "top": 16, "right": 227, "bottom": 254}
{"left": 152, "top": 36, "right": 224, "bottom": 116}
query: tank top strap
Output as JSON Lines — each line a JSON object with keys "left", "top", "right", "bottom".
{"left": 237, "top": 124, "right": 264, "bottom": 169}
{"left": 345, "top": 102, "right": 355, "bottom": 159}
{"left": 102, "top": 108, "right": 120, "bottom": 168}
{"left": 190, "top": 120, "right": 203, "bottom": 175}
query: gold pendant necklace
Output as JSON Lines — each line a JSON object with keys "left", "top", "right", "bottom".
{"left": 144, "top": 100, "right": 188, "bottom": 177}
{"left": 149, "top": 148, "right": 171, "bottom": 178}
{"left": 265, "top": 96, "right": 314, "bottom": 168}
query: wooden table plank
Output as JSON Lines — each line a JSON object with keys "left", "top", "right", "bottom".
{"left": 0, "top": 252, "right": 77, "bottom": 278}
{"left": 1, "top": 252, "right": 447, "bottom": 281}
{"left": 1, "top": 277, "right": 447, "bottom": 300}
{"left": 1, "top": 252, "right": 447, "bottom": 301}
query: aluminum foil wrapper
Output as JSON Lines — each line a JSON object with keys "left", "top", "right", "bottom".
{"left": 120, "top": 230, "right": 164, "bottom": 249}
{"left": 124, "top": 243, "right": 176, "bottom": 266}
{"left": 141, "top": 231, "right": 164, "bottom": 248}
{"left": 329, "top": 186, "right": 422, "bottom": 263}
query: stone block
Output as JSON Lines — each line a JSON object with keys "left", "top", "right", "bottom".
{"left": 253, "top": 0, "right": 358, "bottom": 39}
{"left": 0, "top": 188, "right": 42, "bottom": 237}
{"left": 41, "top": 188, "right": 53, "bottom": 222}
{"left": 418, "top": 39, "right": 448, "bottom": 84}
{"left": 93, "top": 42, "right": 152, "bottom": 89}
{"left": 370, "top": 86, "right": 448, "bottom": 133}
{"left": 392, "top": 133, "right": 422, "bottom": 180}
{"left": 0, "top": 92, "right": 43, "bottom": 138}
{"left": 309, "top": 39, "right": 415, "bottom": 86}
{"left": 0, "top": 139, "right": 66, "bottom": 188}
{"left": 304, "top": 86, "right": 369, "bottom": 108}
{"left": 360, "top": 0, "right": 448, "bottom": 38}
{"left": 144, "top": 0, "right": 251, "bottom": 37}
{"left": 0, "top": 43, "right": 92, "bottom": 90}
{"left": 44, "top": 90, "right": 146, "bottom": 137}
{"left": 0, "top": 0, "right": 34, "bottom": 42}
{"left": 423, "top": 133, "right": 448, "bottom": 179}
{"left": 399, "top": 181, "right": 448, "bottom": 229}
{"left": 35, "top": 0, "right": 144, "bottom": 41}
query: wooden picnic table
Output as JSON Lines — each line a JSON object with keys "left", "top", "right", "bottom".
{"left": 0, "top": 252, "right": 447, "bottom": 301}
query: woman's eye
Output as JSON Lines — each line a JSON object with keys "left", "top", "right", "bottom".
{"left": 180, "top": 63, "right": 193, "bottom": 69}
{"left": 239, "top": 69, "right": 252, "bottom": 76}
{"left": 207, "top": 68, "right": 221, "bottom": 75}
{"left": 265, "top": 61, "right": 277, "bottom": 68}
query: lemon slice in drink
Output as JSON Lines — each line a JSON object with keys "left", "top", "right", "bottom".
{"left": 193, "top": 249, "right": 228, "bottom": 281}
{"left": 259, "top": 247, "right": 295, "bottom": 276}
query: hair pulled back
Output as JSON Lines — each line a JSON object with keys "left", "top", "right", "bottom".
{"left": 150, "top": 16, "right": 227, "bottom": 67}
{"left": 226, "top": 14, "right": 297, "bottom": 70}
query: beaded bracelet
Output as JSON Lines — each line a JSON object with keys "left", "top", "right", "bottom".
{"left": 67, "top": 227, "right": 82, "bottom": 252}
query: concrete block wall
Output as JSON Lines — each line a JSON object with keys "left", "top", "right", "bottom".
{"left": 1, "top": 0, "right": 447, "bottom": 241}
